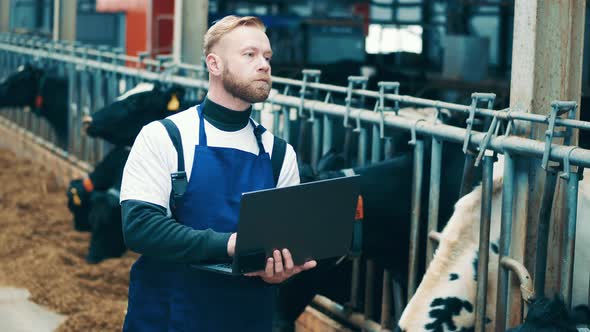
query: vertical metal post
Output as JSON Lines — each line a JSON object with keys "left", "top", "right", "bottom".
{"left": 426, "top": 137, "right": 442, "bottom": 265}
{"left": 322, "top": 114, "right": 332, "bottom": 156}
{"left": 272, "top": 105, "right": 281, "bottom": 137}
{"left": 364, "top": 260, "right": 375, "bottom": 321}
{"left": 380, "top": 269, "right": 392, "bottom": 329}
{"left": 282, "top": 107, "right": 290, "bottom": 143}
{"left": 371, "top": 125, "right": 381, "bottom": 162}
{"left": 495, "top": 152, "right": 515, "bottom": 332}
{"left": 460, "top": 150, "right": 478, "bottom": 198}
{"left": 348, "top": 257, "right": 361, "bottom": 312}
{"left": 407, "top": 139, "right": 424, "bottom": 299}
{"left": 357, "top": 127, "right": 367, "bottom": 167}
{"left": 392, "top": 278, "right": 404, "bottom": 322}
{"left": 475, "top": 154, "right": 494, "bottom": 332}
{"left": 79, "top": 59, "right": 92, "bottom": 163}
{"left": 561, "top": 169, "right": 580, "bottom": 307}
{"left": 384, "top": 137, "right": 394, "bottom": 159}
{"left": 311, "top": 116, "right": 322, "bottom": 171}
{"left": 533, "top": 167, "right": 558, "bottom": 297}
{"left": 93, "top": 69, "right": 105, "bottom": 161}
{"left": 67, "top": 64, "right": 78, "bottom": 155}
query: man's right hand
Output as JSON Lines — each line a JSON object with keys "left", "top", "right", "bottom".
{"left": 227, "top": 233, "right": 237, "bottom": 257}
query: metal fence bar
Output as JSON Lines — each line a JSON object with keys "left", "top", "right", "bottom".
{"left": 475, "top": 155, "right": 494, "bottom": 332}
{"left": 3, "top": 40, "right": 590, "bottom": 133}
{"left": 459, "top": 150, "right": 478, "bottom": 197}
{"left": 534, "top": 167, "right": 558, "bottom": 297}
{"left": 364, "top": 259, "right": 376, "bottom": 321}
{"left": 426, "top": 137, "right": 442, "bottom": 265}
{"left": 380, "top": 269, "right": 392, "bottom": 329}
{"left": 407, "top": 139, "right": 425, "bottom": 299}
{"left": 561, "top": 168, "right": 581, "bottom": 307}
{"left": 5, "top": 39, "right": 590, "bottom": 168}
{"left": 322, "top": 114, "right": 333, "bottom": 156}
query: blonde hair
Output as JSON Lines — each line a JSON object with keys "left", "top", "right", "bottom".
{"left": 203, "top": 15, "right": 266, "bottom": 56}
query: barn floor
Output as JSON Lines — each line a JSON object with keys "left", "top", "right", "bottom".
{"left": 0, "top": 287, "right": 65, "bottom": 331}
{"left": 0, "top": 148, "right": 138, "bottom": 332}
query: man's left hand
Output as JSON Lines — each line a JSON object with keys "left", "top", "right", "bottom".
{"left": 244, "top": 248, "right": 317, "bottom": 284}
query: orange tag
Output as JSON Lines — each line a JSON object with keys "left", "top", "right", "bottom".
{"left": 355, "top": 195, "right": 364, "bottom": 220}
{"left": 35, "top": 95, "right": 43, "bottom": 108}
{"left": 83, "top": 177, "right": 94, "bottom": 192}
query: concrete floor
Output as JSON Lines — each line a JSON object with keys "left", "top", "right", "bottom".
{"left": 0, "top": 287, "right": 65, "bottom": 332}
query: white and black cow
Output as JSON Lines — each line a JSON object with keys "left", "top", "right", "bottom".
{"left": 83, "top": 82, "right": 195, "bottom": 146}
{"left": 0, "top": 64, "right": 69, "bottom": 148}
{"left": 396, "top": 155, "right": 590, "bottom": 331}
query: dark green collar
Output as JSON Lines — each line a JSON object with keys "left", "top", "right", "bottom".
{"left": 201, "top": 96, "right": 252, "bottom": 131}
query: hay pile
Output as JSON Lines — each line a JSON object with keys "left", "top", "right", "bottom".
{"left": 0, "top": 148, "right": 137, "bottom": 332}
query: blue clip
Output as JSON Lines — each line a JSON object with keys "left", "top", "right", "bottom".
{"left": 559, "top": 146, "right": 577, "bottom": 180}
{"left": 343, "top": 76, "right": 368, "bottom": 128}
{"left": 298, "top": 69, "right": 321, "bottom": 118}
{"left": 542, "top": 101, "right": 577, "bottom": 170}
{"left": 463, "top": 92, "right": 495, "bottom": 154}
{"left": 408, "top": 119, "right": 426, "bottom": 146}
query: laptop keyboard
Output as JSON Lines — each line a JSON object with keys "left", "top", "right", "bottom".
{"left": 214, "top": 262, "right": 232, "bottom": 269}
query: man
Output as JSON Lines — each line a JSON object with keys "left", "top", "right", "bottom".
{"left": 120, "top": 15, "right": 316, "bottom": 331}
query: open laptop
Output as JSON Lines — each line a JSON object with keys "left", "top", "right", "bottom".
{"left": 190, "top": 175, "right": 361, "bottom": 275}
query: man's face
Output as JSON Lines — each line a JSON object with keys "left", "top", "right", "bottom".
{"left": 216, "top": 26, "right": 272, "bottom": 103}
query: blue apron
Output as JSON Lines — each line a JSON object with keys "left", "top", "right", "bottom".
{"left": 123, "top": 104, "right": 276, "bottom": 331}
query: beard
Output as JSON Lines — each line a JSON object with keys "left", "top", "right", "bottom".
{"left": 222, "top": 67, "right": 271, "bottom": 104}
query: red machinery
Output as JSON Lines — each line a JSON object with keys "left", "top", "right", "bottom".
{"left": 96, "top": 0, "right": 174, "bottom": 60}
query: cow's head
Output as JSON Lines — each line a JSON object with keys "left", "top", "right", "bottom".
{"left": 33, "top": 71, "right": 69, "bottom": 141}
{"left": 86, "top": 189, "right": 126, "bottom": 264}
{"left": 506, "top": 296, "right": 583, "bottom": 332}
{"left": 66, "top": 178, "right": 93, "bottom": 232}
{"left": 0, "top": 64, "right": 69, "bottom": 148}
{"left": 84, "top": 82, "right": 191, "bottom": 146}
{"left": 0, "top": 64, "right": 43, "bottom": 108}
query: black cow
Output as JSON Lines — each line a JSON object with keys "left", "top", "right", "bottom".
{"left": 86, "top": 187, "right": 126, "bottom": 264}
{"left": 84, "top": 82, "right": 196, "bottom": 146}
{"left": 276, "top": 138, "right": 474, "bottom": 329}
{"left": 506, "top": 296, "right": 590, "bottom": 332}
{"left": 0, "top": 64, "right": 43, "bottom": 107}
{"left": 0, "top": 64, "right": 69, "bottom": 148}
{"left": 67, "top": 178, "right": 93, "bottom": 232}
{"left": 66, "top": 146, "right": 130, "bottom": 263}
{"left": 66, "top": 145, "right": 130, "bottom": 232}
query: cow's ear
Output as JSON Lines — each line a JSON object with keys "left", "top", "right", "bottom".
{"left": 167, "top": 93, "right": 180, "bottom": 111}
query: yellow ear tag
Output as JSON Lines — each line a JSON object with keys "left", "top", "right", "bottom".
{"left": 70, "top": 188, "right": 82, "bottom": 206}
{"left": 167, "top": 94, "right": 180, "bottom": 111}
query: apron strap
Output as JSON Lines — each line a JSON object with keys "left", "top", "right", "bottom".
{"left": 271, "top": 136, "right": 287, "bottom": 186}
{"left": 159, "top": 118, "right": 187, "bottom": 215}
{"left": 250, "top": 118, "right": 267, "bottom": 155}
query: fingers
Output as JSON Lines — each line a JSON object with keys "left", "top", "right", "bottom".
{"left": 282, "top": 249, "right": 294, "bottom": 271}
{"left": 264, "top": 257, "right": 274, "bottom": 278}
{"left": 302, "top": 260, "right": 317, "bottom": 270}
{"left": 245, "top": 250, "right": 317, "bottom": 283}
{"left": 244, "top": 271, "right": 262, "bottom": 277}
{"left": 273, "top": 250, "right": 283, "bottom": 274}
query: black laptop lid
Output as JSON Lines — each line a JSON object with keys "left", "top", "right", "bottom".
{"left": 234, "top": 175, "right": 361, "bottom": 267}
